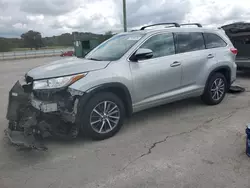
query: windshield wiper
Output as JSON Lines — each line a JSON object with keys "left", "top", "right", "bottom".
{"left": 88, "top": 58, "right": 101, "bottom": 61}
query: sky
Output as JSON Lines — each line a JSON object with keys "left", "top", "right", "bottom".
{"left": 0, "top": 0, "right": 250, "bottom": 38}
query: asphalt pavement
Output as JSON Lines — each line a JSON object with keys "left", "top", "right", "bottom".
{"left": 0, "top": 57, "right": 250, "bottom": 188}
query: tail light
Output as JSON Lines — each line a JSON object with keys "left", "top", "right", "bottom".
{"left": 230, "top": 48, "right": 238, "bottom": 55}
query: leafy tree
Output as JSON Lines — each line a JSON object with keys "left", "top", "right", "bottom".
{"left": 103, "top": 31, "right": 114, "bottom": 41}
{"left": 0, "top": 31, "right": 114, "bottom": 51}
{"left": 21, "top": 30, "right": 43, "bottom": 50}
{"left": 105, "top": 31, "right": 113, "bottom": 36}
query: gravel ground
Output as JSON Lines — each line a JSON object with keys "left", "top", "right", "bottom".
{"left": 0, "top": 57, "right": 250, "bottom": 188}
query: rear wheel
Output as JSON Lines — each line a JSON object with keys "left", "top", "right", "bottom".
{"left": 201, "top": 72, "right": 227, "bottom": 105}
{"left": 80, "top": 92, "right": 125, "bottom": 140}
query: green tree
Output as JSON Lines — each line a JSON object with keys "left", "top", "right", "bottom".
{"left": 103, "top": 31, "right": 113, "bottom": 41}
{"left": 21, "top": 30, "right": 43, "bottom": 50}
{"left": 105, "top": 31, "right": 113, "bottom": 36}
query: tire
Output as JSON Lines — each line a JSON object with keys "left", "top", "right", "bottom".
{"left": 201, "top": 72, "right": 227, "bottom": 105}
{"left": 80, "top": 92, "right": 125, "bottom": 140}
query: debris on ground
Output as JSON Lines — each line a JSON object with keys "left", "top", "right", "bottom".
{"left": 229, "top": 85, "right": 246, "bottom": 93}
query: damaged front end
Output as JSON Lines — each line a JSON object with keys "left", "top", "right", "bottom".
{"left": 6, "top": 78, "right": 84, "bottom": 150}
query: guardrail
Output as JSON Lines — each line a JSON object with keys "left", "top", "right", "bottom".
{"left": 0, "top": 48, "right": 74, "bottom": 60}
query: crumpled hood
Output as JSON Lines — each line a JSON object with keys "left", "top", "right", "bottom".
{"left": 27, "top": 57, "right": 111, "bottom": 80}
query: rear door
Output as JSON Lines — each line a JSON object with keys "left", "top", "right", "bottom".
{"left": 174, "top": 32, "right": 211, "bottom": 87}
{"left": 203, "top": 32, "right": 236, "bottom": 80}
{"left": 203, "top": 32, "right": 231, "bottom": 62}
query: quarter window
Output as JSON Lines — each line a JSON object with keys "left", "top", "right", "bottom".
{"left": 175, "top": 32, "right": 205, "bottom": 53}
{"left": 140, "top": 33, "right": 175, "bottom": 59}
{"left": 204, "top": 33, "right": 227, "bottom": 49}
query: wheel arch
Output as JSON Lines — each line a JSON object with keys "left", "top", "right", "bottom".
{"left": 78, "top": 82, "right": 133, "bottom": 118}
{"left": 205, "top": 66, "right": 231, "bottom": 91}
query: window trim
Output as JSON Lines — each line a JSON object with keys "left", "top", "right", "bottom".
{"left": 127, "top": 32, "right": 176, "bottom": 62}
{"left": 174, "top": 32, "right": 206, "bottom": 54}
{"left": 203, "top": 32, "right": 228, "bottom": 49}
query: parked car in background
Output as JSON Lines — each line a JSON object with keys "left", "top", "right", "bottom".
{"left": 60, "top": 50, "right": 74, "bottom": 57}
{"left": 6, "top": 22, "right": 237, "bottom": 149}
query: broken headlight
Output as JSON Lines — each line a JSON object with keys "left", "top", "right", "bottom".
{"left": 33, "top": 73, "right": 87, "bottom": 90}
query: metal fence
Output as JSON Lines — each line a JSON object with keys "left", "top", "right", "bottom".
{"left": 0, "top": 48, "right": 74, "bottom": 60}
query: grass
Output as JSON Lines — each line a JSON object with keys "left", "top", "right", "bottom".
{"left": 11, "top": 48, "right": 30, "bottom": 51}
{"left": 11, "top": 46, "right": 72, "bottom": 51}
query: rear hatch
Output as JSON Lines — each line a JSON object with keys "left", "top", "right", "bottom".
{"left": 233, "top": 36, "right": 250, "bottom": 60}
{"left": 222, "top": 23, "right": 250, "bottom": 60}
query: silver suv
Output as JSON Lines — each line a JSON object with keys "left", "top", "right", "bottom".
{"left": 6, "top": 23, "right": 237, "bottom": 145}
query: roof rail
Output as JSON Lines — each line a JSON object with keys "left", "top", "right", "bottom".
{"left": 180, "top": 23, "right": 202, "bottom": 27}
{"left": 140, "top": 23, "right": 180, "bottom": 30}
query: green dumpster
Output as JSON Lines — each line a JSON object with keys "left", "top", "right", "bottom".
{"left": 74, "top": 39, "right": 100, "bottom": 58}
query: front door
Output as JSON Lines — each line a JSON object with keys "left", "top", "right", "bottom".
{"left": 130, "top": 32, "right": 182, "bottom": 108}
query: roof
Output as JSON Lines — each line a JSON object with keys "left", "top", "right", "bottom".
{"left": 120, "top": 26, "right": 221, "bottom": 35}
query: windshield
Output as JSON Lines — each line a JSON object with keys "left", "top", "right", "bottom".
{"left": 85, "top": 33, "right": 145, "bottom": 61}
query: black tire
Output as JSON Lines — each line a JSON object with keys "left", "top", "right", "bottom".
{"left": 201, "top": 72, "right": 227, "bottom": 105}
{"left": 80, "top": 92, "right": 125, "bottom": 140}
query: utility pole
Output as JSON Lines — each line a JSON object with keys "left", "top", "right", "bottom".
{"left": 123, "top": 0, "right": 127, "bottom": 32}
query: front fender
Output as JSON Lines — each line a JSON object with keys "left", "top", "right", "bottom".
{"left": 76, "top": 82, "right": 133, "bottom": 119}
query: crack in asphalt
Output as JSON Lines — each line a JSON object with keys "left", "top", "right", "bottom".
{"left": 121, "top": 105, "right": 249, "bottom": 171}
{"left": 121, "top": 118, "right": 214, "bottom": 171}
{"left": 23, "top": 104, "right": 250, "bottom": 185}
{"left": 48, "top": 182, "right": 54, "bottom": 188}
{"left": 24, "top": 175, "right": 33, "bottom": 185}
{"left": 218, "top": 110, "right": 237, "bottom": 124}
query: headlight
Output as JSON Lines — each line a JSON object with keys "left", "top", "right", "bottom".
{"left": 33, "top": 73, "right": 87, "bottom": 90}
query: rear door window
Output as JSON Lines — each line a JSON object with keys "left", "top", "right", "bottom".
{"left": 175, "top": 32, "right": 205, "bottom": 53}
{"left": 204, "top": 33, "right": 227, "bottom": 49}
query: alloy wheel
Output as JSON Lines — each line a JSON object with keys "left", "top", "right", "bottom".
{"left": 90, "top": 101, "right": 120, "bottom": 134}
{"left": 211, "top": 78, "right": 225, "bottom": 101}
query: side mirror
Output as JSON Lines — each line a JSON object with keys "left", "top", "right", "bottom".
{"left": 134, "top": 48, "right": 153, "bottom": 61}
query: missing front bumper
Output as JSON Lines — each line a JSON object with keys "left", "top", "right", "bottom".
{"left": 5, "top": 81, "right": 82, "bottom": 150}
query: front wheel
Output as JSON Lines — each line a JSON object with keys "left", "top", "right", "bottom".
{"left": 80, "top": 92, "right": 125, "bottom": 140}
{"left": 201, "top": 72, "right": 227, "bottom": 105}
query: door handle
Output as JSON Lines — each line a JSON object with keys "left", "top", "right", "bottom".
{"left": 170, "top": 61, "right": 181, "bottom": 67}
{"left": 207, "top": 54, "right": 214, "bottom": 59}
